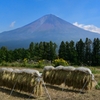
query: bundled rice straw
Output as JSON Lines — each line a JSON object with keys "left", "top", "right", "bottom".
{"left": 0, "top": 67, "right": 43, "bottom": 96}
{"left": 42, "top": 66, "right": 54, "bottom": 83}
{"left": 0, "top": 68, "right": 13, "bottom": 87}
{"left": 43, "top": 66, "right": 94, "bottom": 91}
{"left": 72, "top": 67, "right": 93, "bottom": 90}
{"left": 63, "top": 66, "right": 75, "bottom": 87}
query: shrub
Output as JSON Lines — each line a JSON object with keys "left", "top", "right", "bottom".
{"left": 1, "top": 61, "right": 9, "bottom": 66}
{"left": 11, "top": 62, "right": 20, "bottom": 67}
{"left": 36, "top": 60, "right": 46, "bottom": 68}
{"left": 21, "top": 58, "right": 28, "bottom": 67}
{"left": 53, "top": 58, "right": 69, "bottom": 67}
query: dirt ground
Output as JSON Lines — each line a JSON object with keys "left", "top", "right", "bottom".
{"left": 0, "top": 81, "right": 100, "bottom": 100}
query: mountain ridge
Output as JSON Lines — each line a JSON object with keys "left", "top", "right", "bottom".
{"left": 0, "top": 14, "right": 100, "bottom": 49}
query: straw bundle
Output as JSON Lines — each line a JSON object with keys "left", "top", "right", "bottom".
{"left": 72, "top": 67, "right": 92, "bottom": 90}
{"left": 0, "top": 67, "right": 43, "bottom": 96}
{"left": 43, "top": 66, "right": 94, "bottom": 90}
{"left": 42, "top": 66, "right": 54, "bottom": 83}
{"left": 63, "top": 66, "right": 75, "bottom": 87}
{"left": 52, "top": 66, "right": 65, "bottom": 85}
{"left": 0, "top": 68, "right": 13, "bottom": 87}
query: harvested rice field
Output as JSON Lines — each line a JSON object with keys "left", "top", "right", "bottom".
{"left": 0, "top": 67, "right": 100, "bottom": 100}
{"left": 0, "top": 84, "right": 100, "bottom": 100}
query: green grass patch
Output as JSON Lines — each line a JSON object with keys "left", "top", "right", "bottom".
{"left": 89, "top": 67, "right": 100, "bottom": 74}
{"left": 95, "top": 81, "right": 100, "bottom": 90}
{"left": 0, "top": 60, "right": 52, "bottom": 69}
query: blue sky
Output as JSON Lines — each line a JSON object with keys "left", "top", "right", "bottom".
{"left": 0, "top": 0, "right": 100, "bottom": 33}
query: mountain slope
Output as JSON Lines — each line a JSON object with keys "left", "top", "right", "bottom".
{"left": 0, "top": 14, "right": 100, "bottom": 49}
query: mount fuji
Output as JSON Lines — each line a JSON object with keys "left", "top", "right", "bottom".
{"left": 0, "top": 14, "right": 100, "bottom": 49}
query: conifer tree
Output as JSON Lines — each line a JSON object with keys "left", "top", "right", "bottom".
{"left": 92, "top": 38, "right": 100, "bottom": 66}
{"left": 28, "top": 42, "right": 35, "bottom": 59}
{"left": 58, "top": 41, "right": 66, "bottom": 59}
{"left": 76, "top": 39, "right": 85, "bottom": 65}
{"left": 84, "top": 38, "right": 92, "bottom": 65}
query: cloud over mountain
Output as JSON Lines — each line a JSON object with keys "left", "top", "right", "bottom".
{"left": 73, "top": 22, "right": 100, "bottom": 34}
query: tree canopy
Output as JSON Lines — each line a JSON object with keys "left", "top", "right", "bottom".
{"left": 0, "top": 38, "right": 100, "bottom": 66}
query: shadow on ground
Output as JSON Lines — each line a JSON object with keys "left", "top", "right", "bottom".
{"left": 45, "top": 84, "right": 85, "bottom": 94}
{"left": 0, "top": 87, "right": 36, "bottom": 99}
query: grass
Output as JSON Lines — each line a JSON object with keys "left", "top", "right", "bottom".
{"left": 89, "top": 67, "right": 100, "bottom": 74}
{"left": 0, "top": 61, "right": 51, "bottom": 69}
{"left": 0, "top": 61, "right": 100, "bottom": 76}
{"left": 95, "top": 81, "right": 100, "bottom": 90}
{"left": 88, "top": 67, "right": 100, "bottom": 90}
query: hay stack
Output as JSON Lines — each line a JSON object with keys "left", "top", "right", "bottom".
{"left": 42, "top": 66, "right": 54, "bottom": 83}
{"left": 72, "top": 67, "right": 93, "bottom": 90}
{"left": 0, "top": 68, "right": 8, "bottom": 86}
{"left": 43, "top": 65, "right": 75, "bottom": 85}
{"left": 43, "top": 66, "right": 94, "bottom": 91}
{"left": 0, "top": 67, "right": 43, "bottom": 96}
{"left": 63, "top": 66, "right": 75, "bottom": 87}
{"left": 52, "top": 65, "right": 65, "bottom": 85}
{"left": 0, "top": 68, "right": 13, "bottom": 87}
{"left": 43, "top": 65, "right": 65, "bottom": 85}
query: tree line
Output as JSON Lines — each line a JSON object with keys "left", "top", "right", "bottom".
{"left": 0, "top": 38, "right": 100, "bottom": 66}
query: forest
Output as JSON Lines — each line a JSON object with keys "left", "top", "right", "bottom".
{"left": 0, "top": 38, "right": 100, "bottom": 66}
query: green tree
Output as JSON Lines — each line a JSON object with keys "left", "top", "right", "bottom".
{"left": 76, "top": 39, "right": 85, "bottom": 65}
{"left": 21, "top": 48, "right": 30, "bottom": 60}
{"left": 28, "top": 42, "right": 35, "bottom": 59}
{"left": 6, "top": 50, "right": 13, "bottom": 62}
{"left": 48, "top": 41, "right": 57, "bottom": 61}
{"left": 13, "top": 48, "right": 23, "bottom": 61}
{"left": 0, "top": 46, "right": 8, "bottom": 62}
{"left": 68, "top": 40, "right": 77, "bottom": 65}
{"left": 58, "top": 41, "right": 66, "bottom": 59}
{"left": 34, "top": 43, "right": 39, "bottom": 60}
{"left": 64, "top": 41, "right": 70, "bottom": 61}
{"left": 38, "top": 42, "right": 44, "bottom": 60}
{"left": 92, "top": 38, "right": 100, "bottom": 66}
{"left": 84, "top": 38, "right": 92, "bottom": 65}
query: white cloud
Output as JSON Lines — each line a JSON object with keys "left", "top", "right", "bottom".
{"left": 73, "top": 22, "right": 100, "bottom": 34}
{"left": 10, "top": 21, "right": 16, "bottom": 27}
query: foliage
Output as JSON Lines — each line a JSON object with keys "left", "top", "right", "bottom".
{"left": 76, "top": 39, "right": 85, "bottom": 65}
{"left": 1, "top": 61, "right": 9, "bottom": 66}
{"left": 36, "top": 60, "right": 45, "bottom": 68}
{"left": 92, "top": 38, "right": 100, "bottom": 66}
{"left": 10, "top": 62, "right": 21, "bottom": 67}
{"left": 0, "top": 59, "right": 52, "bottom": 68}
{"left": 0, "top": 38, "right": 100, "bottom": 66}
{"left": 53, "top": 58, "right": 69, "bottom": 67}
{"left": 58, "top": 41, "right": 66, "bottom": 59}
{"left": 36, "top": 59, "right": 52, "bottom": 68}
{"left": 21, "top": 58, "right": 28, "bottom": 67}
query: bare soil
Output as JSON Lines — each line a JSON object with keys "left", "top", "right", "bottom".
{"left": 0, "top": 85, "right": 100, "bottom": 100}
{"left": 0, "top": 80, "right": 100, "bottom": 100}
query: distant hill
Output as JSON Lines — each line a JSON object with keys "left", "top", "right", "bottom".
{"left": 0, "top": 14, "right": 100, "bottom": 49}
